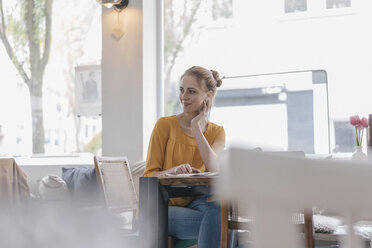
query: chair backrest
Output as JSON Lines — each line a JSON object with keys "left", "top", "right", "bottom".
{"left": 227, "top": 149, "right": 305, "bottom": 223}
{"left": 0, "top": 158, "right": 30, "bottom": 205}
{"left": 218, "top": 146, "right": 372, "bottom": 248}
{"left": 94, "top": 156, "right": 138, "bottom": 211}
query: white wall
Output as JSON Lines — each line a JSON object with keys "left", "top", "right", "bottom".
{"left": 101, "top": 0, "right": 159, "bottom": 163}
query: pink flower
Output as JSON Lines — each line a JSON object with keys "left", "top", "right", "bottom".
{"left": 350, "top": 115, "right": 361, "bottom": 126}
{"left": 350, "top": 115, "right": 369, "bottom": 146}
{"left": 361, "top": 117, "right": 369, "bottom": 128}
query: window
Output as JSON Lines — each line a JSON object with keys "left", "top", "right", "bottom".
{"left": 163, "top": 0, "right": 372, "bottom": 155}
{"left": 285, "top": 0, "right": 307, "bottom": 13}
{"left": 282, "top": 0, "right": 354, "bottom": 19}
{"left": 213, "top": 70, "right": 330, "bottom": 154}
{"left": 327, "top": 0, "right": 351, "bottom": 9}
{"left": 0, "top": 0, "right": 102, "bottom": 156}
{"left": 212, "top": 0, "right": 233, "bottom": 21}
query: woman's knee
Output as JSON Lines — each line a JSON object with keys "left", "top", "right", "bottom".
{"left": 205, "top": 200, "right": 221, "bottom": 223}
{"left": 168, "top": 206, "right": 203, "bottom": 239}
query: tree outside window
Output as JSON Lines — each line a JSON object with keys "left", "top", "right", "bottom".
{"left": 163, "top": 0, "right": 233, "bottom": 116}
{"left": 0, "top": 0, "right": 101, "bottom": 155}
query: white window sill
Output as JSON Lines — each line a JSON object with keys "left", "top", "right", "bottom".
{"left": 14, "top": 153, "right": 94, "bottom": 167}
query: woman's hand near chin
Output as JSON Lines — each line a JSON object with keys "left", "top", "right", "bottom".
{"left": 191, "top": 98, "right": 209, "bottom": 132}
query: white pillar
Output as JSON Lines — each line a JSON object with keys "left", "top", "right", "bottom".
{"left": 102, "top": 0, "right": 160, "bottom": 163}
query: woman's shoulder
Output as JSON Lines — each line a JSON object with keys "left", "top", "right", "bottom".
{"left": 207, "top": 121, "right": 225, "bottom": 143}
{"left": 208, "top": 121, "right": 224, "bottom": 132}
{"left": 155, "top": 115, "right": 178, "bottom": 129}
{"left": 207, "top": 121, "right": 225, "bottom": 137}
{"left": 157, "top": 115, "right": 177, "bottom": 124}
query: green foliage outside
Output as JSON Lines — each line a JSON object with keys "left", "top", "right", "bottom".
{"left": 165, "top": 99, "right": 179, "bottom": 116}
{"left": 83, "top": 131, "right": 102, "bottom": 155}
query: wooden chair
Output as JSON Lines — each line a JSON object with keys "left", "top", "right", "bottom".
{"left": 221, "top": 207, "right": 324, "bottom": 248}
{"left": 0, "top": 158, "right": 30, "bottom": 206}
{"left": 94, "top": 156, "right": 138, "bottom": 232}
{"left": 218, "top": 146, "right": 372, "bottom": 248}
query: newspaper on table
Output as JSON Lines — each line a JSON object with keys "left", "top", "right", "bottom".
{"left": 164, "top": 172, "right": 219, "bottom": 177}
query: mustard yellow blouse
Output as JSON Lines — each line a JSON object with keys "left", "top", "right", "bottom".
{"left": 143, "top": 115, "right": 225, "bottom": 207}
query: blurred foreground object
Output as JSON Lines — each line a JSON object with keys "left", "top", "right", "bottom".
{"left": 218, "top": 146, "right": 372, "bottom": 248}
{"left": 0, "top": 158, "right": 30, "bottom": 205}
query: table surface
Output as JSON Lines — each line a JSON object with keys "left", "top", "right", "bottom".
{"left": 158, "top": 175, "right": 218, "bottom": 186}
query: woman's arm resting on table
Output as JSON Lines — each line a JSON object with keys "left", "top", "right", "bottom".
{"left": 152, "top": 164, "right": 201, "bottom": 177}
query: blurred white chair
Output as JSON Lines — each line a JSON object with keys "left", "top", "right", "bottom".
{"left": 218, "top": 146, "right": 372, "bottom": 248}
{"left": 94, "top": 156, "right": 138, "bottom": 231}
{"left": 220, "top": 150, "right": 307, "bottom": 248}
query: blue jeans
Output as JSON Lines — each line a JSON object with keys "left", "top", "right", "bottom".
{"left": 168, "top": 195, "right": 221, "bottom": 248}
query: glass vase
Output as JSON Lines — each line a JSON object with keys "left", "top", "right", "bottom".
{"left": 352, "top": 146, "right": 367, "bottom": 161}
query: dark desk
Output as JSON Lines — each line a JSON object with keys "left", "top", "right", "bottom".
{"left": 139, "top": 176, "right": 216, "bottom": 248}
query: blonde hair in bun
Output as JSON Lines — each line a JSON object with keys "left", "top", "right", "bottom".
{"left": 181, "top": 66, "right": 222, "bottom": 95}
{"left": 210, "top": 70, "right": 222, "bottom": 88}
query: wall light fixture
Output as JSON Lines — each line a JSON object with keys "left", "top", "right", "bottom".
{"left": 101, "top": 0, "right": 129, "bottom": 12}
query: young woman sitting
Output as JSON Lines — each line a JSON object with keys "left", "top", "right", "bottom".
{"left": 143, "top": 66, "right": 225, "bottom": 248}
